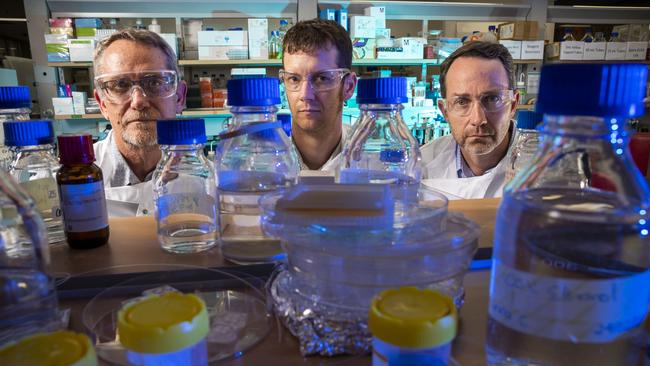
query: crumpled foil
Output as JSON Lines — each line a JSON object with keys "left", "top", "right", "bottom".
{"left": 269, "top": 267, "right": 467, "bottom": 357}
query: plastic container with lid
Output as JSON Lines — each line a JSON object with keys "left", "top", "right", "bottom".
{"left": 0, "top": 330, "right": 97, "bottom": 366}
{"left": 4, "top": 120, "right": 64, "bottom": 244}
{"left": 0, "top": 86, "right": 31, "bottom": 170}
{"left": 369, "top": 287, "right": 457, "bottom": 366}
{"left": 153, "top": 118, "right": 218, "bottom": 254}
{"left": 117, "top": 291, "right": 209, "bottom": 366}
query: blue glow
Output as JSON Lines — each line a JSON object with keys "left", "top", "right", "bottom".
{"left": 642, "top": 229, "right": 649, "bottom": 236}
{"left": 640, "top": 219, "right": 647, "bottom": 225}
{"left": 616, "top": 148, "right": 623, "bottom": 155}
{"left": 617, "top": 138, "right": 623, "bottom": 144}
{"left": 611, "top": 124, "right": 618, "bottom": 131}
{"left": 611, "top": 117, "right": 618, "bottom": 124}
{"left": 641, "top": 209, "right": 647, "bottom": 215}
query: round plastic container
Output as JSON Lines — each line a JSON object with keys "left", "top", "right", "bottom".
{"left": 261, "top": 185, "right": 479, "bottom": 355}
{"left": 81, "top": 264, "right": 271, "bottom": 365}
{"left": 0, "top": 330, "right": 97, "bottom": 366}
{"left": 369, "top": 287, "right": 457, "bottom": 366}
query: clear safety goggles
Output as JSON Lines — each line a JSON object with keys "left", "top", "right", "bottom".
{"left": 94, "top": 70, "right": 178, "bottom": 104}
{"left": 279, "top": 68, "right": 351, "bottom": 92}
{"left": 441, "top": 89, "right": 514, "bottom": 117}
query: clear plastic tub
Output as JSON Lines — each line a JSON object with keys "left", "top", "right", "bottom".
{"left": 260, "top": 185, "right": 479, "bottom": 355}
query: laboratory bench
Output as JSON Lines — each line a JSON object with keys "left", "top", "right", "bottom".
{"left": 52, "top": 198, "right": 500, "bottom": 366}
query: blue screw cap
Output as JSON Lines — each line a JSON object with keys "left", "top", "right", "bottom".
{"left": 3, "top": 120, "right": 54, "bottom": 146}
{"left": 357, "top": 77, "right": 409, "bottom": 105}
{"left": 0, "top": 86, "right": 31, "bottom": 109}
{"left": 227, "top": 77, "right": 281, "bottom": 106}
{"left": 156, "top": 118, "right": 206, "bottom": 145}
{"left": 516, "top": 110, "right": 544, "bottom": 130}
{"left": 536, "top": 63, "right": 647, "bottom": 118}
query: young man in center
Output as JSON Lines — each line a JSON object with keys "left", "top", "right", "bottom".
{"left": 281, "top": 19, "right": 357, "bottom": 171}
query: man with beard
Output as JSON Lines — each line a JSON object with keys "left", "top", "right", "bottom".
{"left": 421, "top": 41, "right": 519, "bottom": 199}
{"left": 280, "top": 19, "right": 357, "bottom": 171}
{"left": 93, "top": 29, "right": 187, "bottom": 216}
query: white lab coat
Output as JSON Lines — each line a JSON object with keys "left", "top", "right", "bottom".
{"left": 94, "top": 131, "right": 155, "bottom": 217}
{"left": 420, "top": 125, "right": 516, "bottom": 200}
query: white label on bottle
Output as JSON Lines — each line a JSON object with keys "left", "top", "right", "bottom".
{"left": 59, "top": 181, "right": 108, "bottom": 232}
{"left": 489, "top": 262, "right": 650, "bottom": 343}
{"left": 20, "top": 177, "right": 59, "bottom": 213}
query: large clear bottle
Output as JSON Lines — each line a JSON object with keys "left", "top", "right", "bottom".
{"left": 487, "top": 63, "right": 650, "bottom": 366}
{"left": 504, "top": 111, "right": 543, "bottom": 184}
{"left": 216, "top": 77, "right": 299, "bottom": 264}
{"left": 336, "top": 77, "right": 421, "bottom": 199}
{"left": 4, "top": 120, "right": 65, "bottom": 245}
{"left": 0, "top": 86, "right": 31, "bottom": 171}
{"left": 0, "top": 168, "right": 58, "bottom": 345}
{"left": 153, "top": 118, "right": 218, "bottom": 254}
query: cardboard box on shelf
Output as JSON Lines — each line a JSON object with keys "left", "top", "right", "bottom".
{"left": 248, "top": 19, "right": 268, "bottom": 60}
{"left": 198, "top": 46, "right": 249, "bottom": 60}
{"left": 364, "top": 6, "right": 386, "bottom": 29}
{"left": 197, "top": 31, "right": 248, "bottom": 47}
{"left": 349, "top": 16, "right": 376, "bottom": 39}
{"left": 545, "top": 42, "right": 583, "bottom": 61}
{"left": 520, "top": 40, "right": 543, "bottom": 60}
{"left": 67, "top": 39, "right": 95, "bottom": 62}
{"left": 583, "top": 42, "right": 606, "bottom": 60}
{"left": 394, "top": 37, "right": 424, "bottom": 59}
{"left": 498, "top": 21, "right": 538, "bottom": 40}
{"left": 352, "top": 38, "right": 376, "bottom": 59}
{"left": 626, "top": 41, "right": 648, "bottom": 60}
{"left": 606, "top": 42, "right": 628, "bottom": 60}
{"left": 499, "top": 40, "right": 522, "bottom": 60}
{"left": 52, "top": 97, "right": 75, "bottom": 115}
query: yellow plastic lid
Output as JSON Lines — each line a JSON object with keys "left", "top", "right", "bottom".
{"left": 368, "top": 287, "right": 457, "bottom": 349}
{"left": 0, "top": 330, "right": 97, "bottom": 366}
{"left": 118, "top": 292, "right": 209, "bottom": 354}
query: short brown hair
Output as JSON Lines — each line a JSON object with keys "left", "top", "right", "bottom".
{"left": 94, "top": 29, "right": 178, "bottom": 75}
{"left": 439, "top": 41, "right": 514, "bottom": 98}
{"left": 282, "top": 19, "right": 352, "bottom": 69}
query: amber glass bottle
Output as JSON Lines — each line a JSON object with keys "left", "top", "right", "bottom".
{"left": 56, "top": 134, "right": 109, "bottom": 248}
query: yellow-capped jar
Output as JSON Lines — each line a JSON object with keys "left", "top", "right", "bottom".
{"left": 117, "top": 292, "right": 210, "bottom": 366}
{"left": 368, "top": 287, "right": 457, "bottom": 366}
{"left": 0, "top": 330, "right": 97, "bottom": 366}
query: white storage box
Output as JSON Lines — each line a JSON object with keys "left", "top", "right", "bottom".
{"left": 583, "top": 42, "right": 606, "bottom": 60}
{"left": 560, "top": 41, "right": 583, "bottom": 60}
{"left": 499, "top": 40, "right": 522, "bottom": 60}
{"left": 394, "top": 37, "right": 424, "bottom": 59}
{"left": 349, "top": 16, "right": 376, "bottom": 39}
{"left": 248, "top": 19, "right": 269, "bottom": 60}
{"left": 626, "top": 41, "right": 648, "bottom": 60}
{"left": 197, "top": 31, "right": 248, "bottom": 46}
{"left": 363, "top": 6, "right": 386, "bottom": 29}
{"left": 71, "top": 91, "right": 87, "bottom": 115}
{"left": 520, "top": 40, "right": 543, "bottom": 60}
{"left": 52, "top": 97, "right": 74, "bottom": 115}
{"left": 67, "top": 39, "right": 95, "bottom": 62}
{"left": 605, "top": 42, "right": 628, "bottom": 60}
{"left": 198, "top": 46, "right": 249, "bottom": 60}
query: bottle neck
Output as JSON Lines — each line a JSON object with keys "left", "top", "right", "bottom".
{"left": 541, "top": 115, "right": 628, "bottom": 147}
{"left": 359, "top": 103, "right": 404, "bottom": 122}
{"left": 160, "top": 143, "right": 205, "bottom": 153}
{"left": 230, "top": 105, "right": 278, "bottom": 127}
{"left": 14, "top": 144, "right": 55, "bottom": 153}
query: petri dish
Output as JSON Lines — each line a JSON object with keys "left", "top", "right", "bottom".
{"left": 80, "top": 264, "right": 271, "bottom": 365}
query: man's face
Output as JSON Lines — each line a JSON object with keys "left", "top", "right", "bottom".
{"left": 94, "top": 40, "right": 186, "bottom": 148}
{"left": 282, "top": 47, "right": 356, "bottom": 135}
{"left": 439, "top": 57, "right": 518, "bottom": 157}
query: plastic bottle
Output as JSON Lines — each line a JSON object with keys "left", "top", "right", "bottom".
{"left": 148, "top": 18, "right": 161, "bottom": 33}
{"left": 108, "top": 18, "right": 118, "bottom": 30}
{"left": 56, "top": 134, "right": 109, "bottom": 249}
{"left": 153, "top": 118, "right": 218, "bottom": 254}
{"left": 117, "top": 292, "right": 209, "bottom": 366}
{"left": 0, "top": 168, "right": 57, "bottom": 345}
{"left": 504, "top": 110, "right": 543, "bottom": 184}
{"left": 610, "top": 31, "right": 621, "bottom": 42}
{"left": 269, "top": 30, "right": 281, "bottom": 59}
{"left": 0, "top": 330, "right": 97, "bottom": 365}
{"left": 133, "top": 19, "right": 145, "bottom": 30}
{"left": 516, "top": 72, "right": 527, "bottom": 104}
{"left": 562, "top": 28, "right": 575, "bottom": 41}
{"left": 486, "top": 64, "right": 650, "bottom": 366}
{"left": 276, "top": 20, "right": 290, "bottom": 59}
{"left": 482, "top": 25, "right": 498, "bottom": 43}
{"left": 369, "top": 287, "right": 457, "bottom": 366}
{"left": 216, "top": 77, "right": 299, "bottom": 264}
{"left": 0, "top": 86, "right": 31, "bottom": 170}
{"left": 581, "top": 27, "right": 595, "bottom": 42}
{"left": 594, "top": 31, "right": 606, "bottom": 42}
{"left": 336, "top": 77, "right": 422, "bottom": 200}
{"left": 4, "top": 120, "right": 64, "bottom": 244}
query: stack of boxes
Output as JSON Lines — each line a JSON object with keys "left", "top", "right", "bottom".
{"left": 545, "top": 24, "right": 649, "bottom": 61}
{"left": 498, "top": 21, "right": 544, "bottom": 60}
{"left": 46, "top": 18, "right": 73, "bottom": 62}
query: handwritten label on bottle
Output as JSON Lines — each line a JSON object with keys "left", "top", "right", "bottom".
{"left": 489, "top": 262, "right": 650, "bottom": 343}
{"left": 59, "top": 181, "right": 108, "bottom": 232}
{"left": 21, "top": 177, "right": 60, "bottom": 214}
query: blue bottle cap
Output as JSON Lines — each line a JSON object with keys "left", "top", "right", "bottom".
{"left": 156, "top": 118, "right": 206, "bottom": 145}
{"left": 536, "top": 63, "right": 647, "bottom": 118}
{"left": 357, "top": 77, "right": 409, "bottom": 105}
{"left": 380, "top": 149, "right": 405, "bottom": 163}
{"left": 3, "top": 120, "right": 54, "bottom": 146}
{"left": 516, "top": 110, "right": 543, "bottom": 130}
{"left": 227, "top": 78, "right": 281, "bottom": 106}
{"left": 0, "top": 86, "right": 31, "bottom": 109}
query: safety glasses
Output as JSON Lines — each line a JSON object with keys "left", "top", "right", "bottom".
{"left": 441, "top": 90, "right": 514, "bottom": 117}
{"left": 94, "top": 70, "right": 178, "bottom": 104}
{"left": 279, "top": 68, "right": 351, "bottom": 92}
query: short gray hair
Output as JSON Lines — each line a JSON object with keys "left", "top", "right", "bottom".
{"left": 439, "top": 41, "right": 514, "bottom": 98}
{"left": 93, "top": 29, "right": 178, "bottom": 75}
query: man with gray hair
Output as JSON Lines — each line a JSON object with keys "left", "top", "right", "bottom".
{"left": 421, "top": 41, "right": 519, "bottom": 199}
{"left": 93, "top": 29, "right": 187, "bottom": 216}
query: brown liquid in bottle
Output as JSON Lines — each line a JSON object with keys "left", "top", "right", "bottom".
{"left": 56, "top": 134, "right": 109, "bottom": 249}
